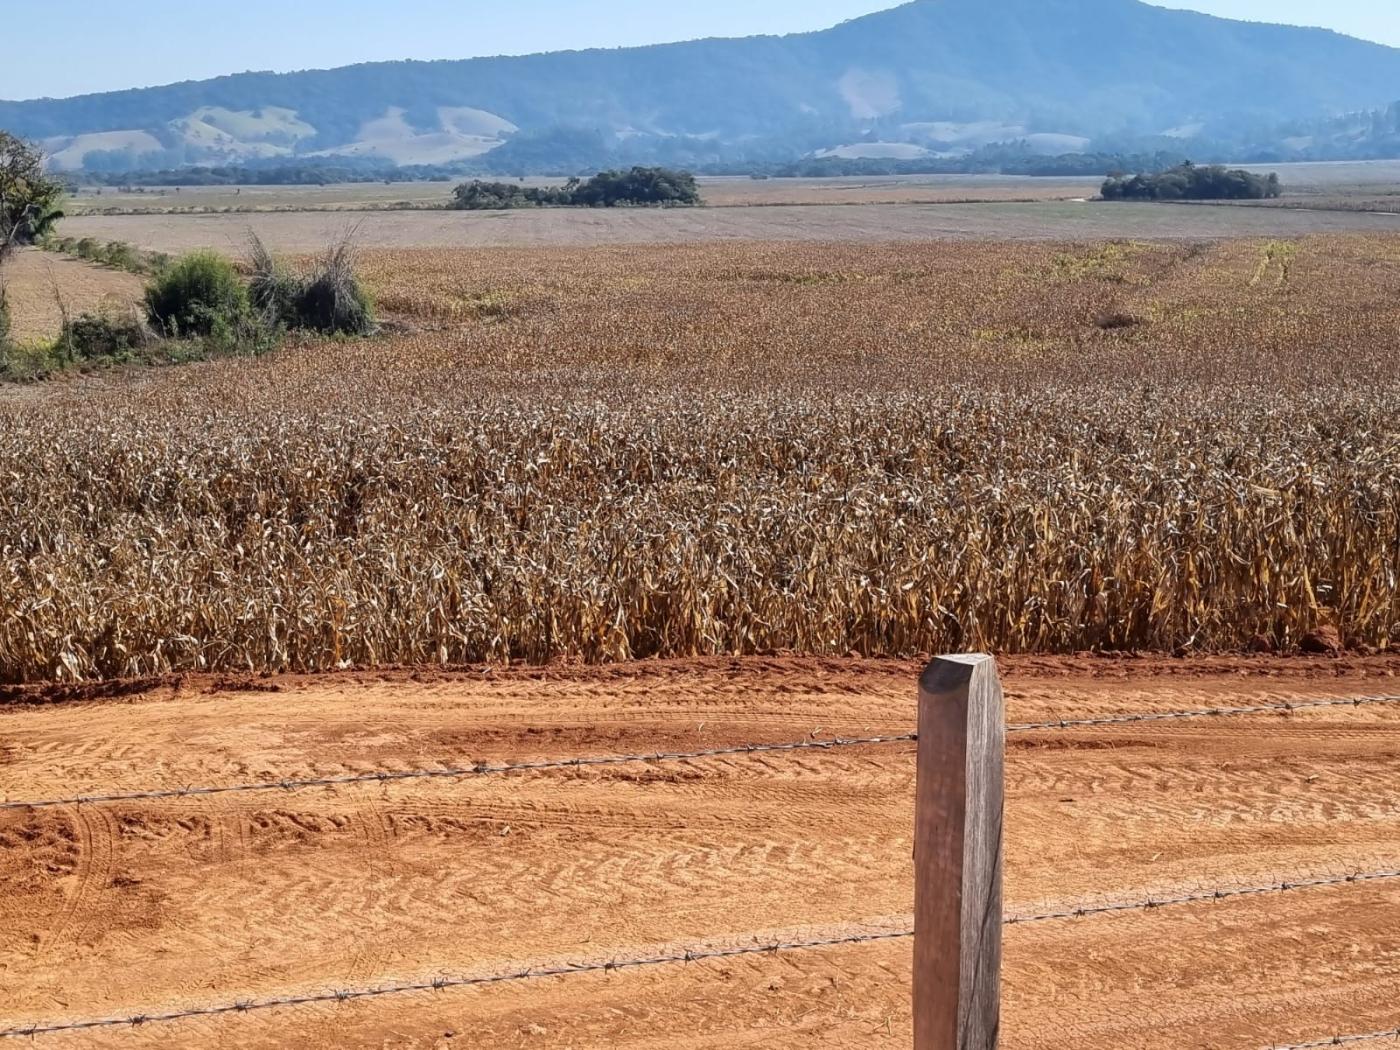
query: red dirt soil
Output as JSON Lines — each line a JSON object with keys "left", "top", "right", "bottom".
{"left": 1, "top": 654, "right": 1398, "bottom": 1049}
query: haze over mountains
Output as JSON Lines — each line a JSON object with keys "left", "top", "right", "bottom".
{"left": 5, "top": 0, "right": 1400, "bottom": 173}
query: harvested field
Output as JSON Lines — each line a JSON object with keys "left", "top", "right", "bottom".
{"left": 58, "top": 199, "right": 1400, "bottom": 253}
{"left": 0, "top": 655, "right": 1398, "bottom": 1048}
{"left": 0, "top": 249, "right": 145, "bottom": 342}
{"left": 61, "top": 175, "right": 1103, "bottom": 215}
{"left": 700, "top": 174, "right": 1103, "bottom": 206}
{"left": 0, "top": 235, "right": 1397, "bottom": 681}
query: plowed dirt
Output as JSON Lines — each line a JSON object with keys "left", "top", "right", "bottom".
{"left": 1, "top": 655, "right": 1398, "bottom": 1049}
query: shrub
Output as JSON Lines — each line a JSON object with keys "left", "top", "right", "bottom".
{"left": 295, "top": 238, "right": 375, "bottom": 336}
{"left": 56, "top": 309, "right": 151, "bottom": 363}
{"left": 0, "top": 287, "right": 11, "bottom": 346}
{"left": 247, "top": 234, "right": 301, "bottom": 328}
{"left": 100, "top": 241, "right": 138, "bottom": 271}
{"left": 247, "top": 234, "right": 375, "bottom": 336}
{"left": 144, "top": 251, "right": 251, "bottom": 339}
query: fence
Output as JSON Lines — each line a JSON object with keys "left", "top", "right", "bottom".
{"left": 1, "top": 655, "right": 1398, "bottom": 1046}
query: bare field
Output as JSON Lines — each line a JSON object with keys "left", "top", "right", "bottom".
{"left": 56, "top": 199, "right": 1400, "bottom": 253}
{"left": 699, "top": 174, "right": 1102, "bottom": 206}
{"left": 0, "top": 249, "right": 145, "bottom": 341}
{"left": 61, "top": 174, "right": 1103, "bottom": 216}
{"left": 1, "top": 655, "right": 1398, "bottom": 1048}
{"left": 1236, "top": 159, "right": 1400, "bottom": 192}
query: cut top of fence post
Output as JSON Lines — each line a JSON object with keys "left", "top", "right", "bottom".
{"left": 915, "top": 653, "right": 1005, "bottom": 1050}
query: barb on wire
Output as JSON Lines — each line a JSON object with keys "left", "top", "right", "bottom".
{"left": 0, "top": 734, "right": 918, "bottom": 813}
{"left": 1268, "top": 1026, "right": 1400, "bottom": 1049}
{"left": 5, "top": 865, "right": 1398, "bottom": 1040}
{"left": 1007, "top": 693, "right": 1400, "bottom": 733}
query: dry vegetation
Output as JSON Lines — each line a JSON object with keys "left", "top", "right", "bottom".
{"left": 1, "top": 235, "right": 1397, "bottom": 681}
{"left": 0, "top": 248, "right": 146, "bottom": 341}
{"left": 60, "top": 175, "right": 1101, "bottom": 216}
{"left": 58, "top": 200, "right": 1400, "bottom": 255}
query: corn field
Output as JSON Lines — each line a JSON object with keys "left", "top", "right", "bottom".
{"left": 0, "top": 236, "right": 1396, "bottom": 681}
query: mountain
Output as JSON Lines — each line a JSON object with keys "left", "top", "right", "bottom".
{"left": 4, "top": 0, "right": 1400, "bottom": 172}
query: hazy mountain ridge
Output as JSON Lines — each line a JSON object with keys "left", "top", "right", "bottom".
{"left": 5, "top": 0, "right": 1400, "bottom": 172}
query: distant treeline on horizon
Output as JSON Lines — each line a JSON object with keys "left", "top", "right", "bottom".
{"left": 62, "top": 148, "right": 1273, "bottom": 189}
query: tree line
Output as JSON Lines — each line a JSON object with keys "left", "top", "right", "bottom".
{"left": 449, "top": 167, "right": 701, "bottom": 210}
{"left": 1101, "top": 162, "right": 1281, "bottom": 201}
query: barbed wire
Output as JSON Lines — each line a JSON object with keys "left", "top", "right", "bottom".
{"left": 0, "top": 928, "right": 915, "bottom": 1039}
{"left": 1269, "top": 1027, "right": 1400, "bottom": 1049}
{"left": 3, "top": 691, "right": 1396, "bottom": 814}
{"left": 0, "top": 734, "right": 918, "bottom": 813}
{"left": 1007, "top": 693, "right": 1400, "bottom": 732}
{"left": 4, "top": 866, "right": 1397, "bottom": 1040}
{"left": 1005, "top": 868, "right": 1400, "bottom": 924}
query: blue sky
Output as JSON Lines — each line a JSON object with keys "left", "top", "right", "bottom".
{"left": 4, "top": 0, "right": 1398, "bottom": 100}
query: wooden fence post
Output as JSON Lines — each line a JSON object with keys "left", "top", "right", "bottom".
{"left": 914, "top": 654, "right": 1005, "bottom": 1050}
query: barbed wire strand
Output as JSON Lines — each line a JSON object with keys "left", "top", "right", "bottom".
{"left": 0, "top": 734, "right": 918, "bottom": 813}
{"left": 5, "top": 866, "right": 1399, "bottom": 1040}
{"left": 1269, "top": 1027, "right": 1400, "bottom": 1049}
{"left": 1007, "top": 693, "right": 1400, "bottom": 733}
{"left": 1004, "top": 868, "right": 1400, "bottom": 924}
{"left": 0, "top": 929, "right": 914, "bottom": 1039}
{"left": 4, "top": 692, "right": 1398, "bottom": 814}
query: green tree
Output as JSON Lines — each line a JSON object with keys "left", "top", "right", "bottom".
{"left": 1102, "top": 162, "right": 1282, "bottom": 201}
{"left": 0, "top": 131, "right": 64, "bottom": 266}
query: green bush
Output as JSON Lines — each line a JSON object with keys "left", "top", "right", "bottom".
{"left": 56, "top": 309, "right": 151, "bottom": 363}
{"left": 0, "top": 288, "right": 11, "bottom": 346}
{"left": 144, "top": 251, "right": 251, "bottom": 339}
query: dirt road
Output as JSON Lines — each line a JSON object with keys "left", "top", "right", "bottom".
{"left": 1, "top": 655, "right": 1398, "bottom": 1048}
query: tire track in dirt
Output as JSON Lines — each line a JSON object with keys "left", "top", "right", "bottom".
{"left": 0, "top": 656, "right": 1397, "bottom": 1048}
{"left": 33, "top": 807, "right": 114, "bottom": 963}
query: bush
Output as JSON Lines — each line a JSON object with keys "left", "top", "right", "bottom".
{"left": 247, "top": 234, "right": 301, "bottom": 328}
{"left": 247, "top": 234, "right": 375, "bottom": 336}
{"left": 295, "top": 239, "right": 375, "bottom": 336}
{"left": 144, "top": 251, "right": 251, "bottom": 339}
{"left": 56, "top": 309, "right": 151, "bottom": 363}
{"left": 100, "top": 241, "right": 138, "bottom": 271}
{"left": 0, "top": 288, "right": 11, "bottom": 346}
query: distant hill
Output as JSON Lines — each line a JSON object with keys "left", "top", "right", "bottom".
{"left": 5, "top": 0, "right": 1400, "bottom": 172}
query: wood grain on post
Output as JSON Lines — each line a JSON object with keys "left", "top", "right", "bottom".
{"left": 914, "top": 654, "right": 1005, "bottom": 1050}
